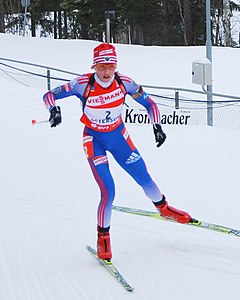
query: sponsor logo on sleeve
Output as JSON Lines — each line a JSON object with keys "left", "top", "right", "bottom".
{"left": 52, "top": 86, "right": 62, "bottom": 95}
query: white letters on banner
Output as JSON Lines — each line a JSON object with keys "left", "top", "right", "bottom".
{"left": 122, "top": 107, "right": 199, "bottom": 126}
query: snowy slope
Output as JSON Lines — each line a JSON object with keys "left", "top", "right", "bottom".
{"left": 0, "top": 34, "right": 240, "bottom": 300}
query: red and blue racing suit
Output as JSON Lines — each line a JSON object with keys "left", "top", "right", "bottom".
{"left": 43, "top": 72, "right": 163, "bottom": 229}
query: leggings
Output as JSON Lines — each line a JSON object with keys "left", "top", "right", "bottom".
{"left": 83, "top": 122, "right": 162, "bottom": 229}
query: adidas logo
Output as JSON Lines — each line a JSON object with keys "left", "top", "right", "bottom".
{"left": 126, "top": 152, "right": 141, "bottom": 164}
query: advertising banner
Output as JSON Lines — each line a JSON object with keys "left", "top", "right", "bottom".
{"left": 123, "top": 106, "right": 199, "bottom": 126}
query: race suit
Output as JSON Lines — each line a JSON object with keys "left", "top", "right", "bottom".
{"left": 43, "top": 72, "right": 163, "bottom": 229}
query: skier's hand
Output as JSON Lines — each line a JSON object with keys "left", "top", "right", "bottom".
{"left": 49, "top": 106, "right": 62, "bottom": 127}
{"left": 153, "top": 124, "right": 166, "bottom": 147}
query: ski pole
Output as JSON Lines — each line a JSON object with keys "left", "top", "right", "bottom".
{"left": 31, "top": 119, "right": 49, "bottom": 125}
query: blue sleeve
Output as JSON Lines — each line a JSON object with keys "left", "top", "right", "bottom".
{"left": 43, "top": 77, "right": 87, "bottom": 110}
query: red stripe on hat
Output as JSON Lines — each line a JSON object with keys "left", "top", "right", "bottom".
{"left": 94, "top": 56, "right": 117, "bottom": 65}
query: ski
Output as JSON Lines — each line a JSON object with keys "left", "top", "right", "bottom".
{"left": 112, "top": 205, "right": 240, "bottom": 238}
{"left": 86, "top": 245, "right": 134, "bottom": 292}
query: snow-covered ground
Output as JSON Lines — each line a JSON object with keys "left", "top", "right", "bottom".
{"left": 0, "top": 33, "right": 240, "bottom": 300}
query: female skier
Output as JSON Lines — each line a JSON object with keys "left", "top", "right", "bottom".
{"left": 43, "top": 43, "right": 192, "bottom": 261}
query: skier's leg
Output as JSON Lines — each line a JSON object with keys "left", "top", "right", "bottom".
{"left": 88, "top": 154, "right": 114, "bottom": 259}
{"left": 83, "top": 133, "right": 115, "bottom": 228}
{"left": 83, "top": 129, "right": 114, "bottom": 259}
{"left": 87, "top": 155, "right": 115, "bottom": 229}
{"left": 111, "top": 126, "right": 163, "bottom": 202}
{"left": 111, "top": 126, "right": 191, "bottom": 223}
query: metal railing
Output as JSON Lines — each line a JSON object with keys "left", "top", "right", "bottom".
{"left": 0, "top": 57, "right": 80, "bottom": 90}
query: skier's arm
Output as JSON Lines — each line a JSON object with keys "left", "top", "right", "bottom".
{"left": 43, "top": 77, "right": 83, "bottom": 127}
{"left": 131, "top": 86, "right": 161, "bottom": 125}
{"left": 123, "top": 78, "right": 166, "bottom": 147}
{"left": 43, "top": 81, "right": 75, "bottom": 111}
{"left": 122, "top": 76, "right": 160, "bottom": 124}
{"left": 132, "top": 87, "right": 166, "bottom": 147}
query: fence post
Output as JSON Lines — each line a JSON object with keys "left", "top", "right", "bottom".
{"left": 175, "top": 90, "right": 179, "bottom": 109}
{"left": 206, "top": 0, "right": 213, "bottom": 126}
{"left": 47, "top": 69, "right": 51, "bottom": 90}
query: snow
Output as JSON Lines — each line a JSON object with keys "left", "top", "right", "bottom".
{"left": 0, "top": 33, "right": 240, "bottom": 299}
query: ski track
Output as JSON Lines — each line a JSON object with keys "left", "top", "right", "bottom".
{"left": 0, "top": 198, "right": 90, "bottom": 300}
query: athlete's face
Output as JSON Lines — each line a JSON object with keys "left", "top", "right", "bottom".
{"left": 94, "top": 64, "right": 117, "bottom": 83}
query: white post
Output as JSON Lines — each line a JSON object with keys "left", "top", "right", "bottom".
{"left": 21, "top": 0, "right": 30, "bottom": 36}
{"left": 106, "top": 18, "right": 110, "bottom": 43}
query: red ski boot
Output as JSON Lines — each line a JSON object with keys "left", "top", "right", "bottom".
{"left": 155, "top": 195, "right": 191, "bottom": 224}
{"left": 97, "top": 226, "right": 112, "bottom": 262}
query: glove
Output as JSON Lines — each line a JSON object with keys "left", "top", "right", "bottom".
{"left": 49, "top": 106, "right": 62, "bottom": 127}
{"left": 153, "top": 124, "right": 166, "bottom": 147}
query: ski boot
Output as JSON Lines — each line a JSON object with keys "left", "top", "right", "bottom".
{"left": 97, "top": 226, "right": 112, "bottom": 263}
{"left": 155, "top": 195, "right": 191, "bottom": 224}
